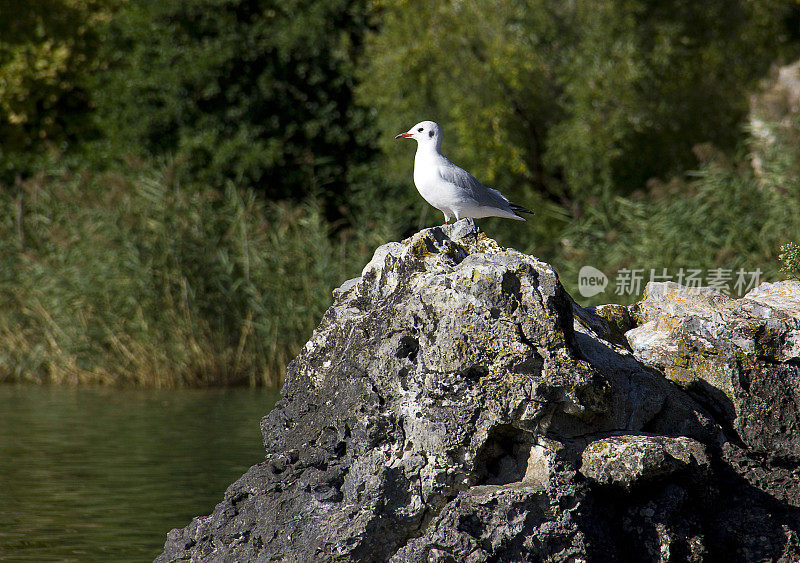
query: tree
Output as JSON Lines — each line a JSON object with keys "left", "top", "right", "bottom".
{"left": 0, "top": 0, "right": 115, "bottom": 182}
{"left": 93, "top": 0, "right": 378, "bottom": 203}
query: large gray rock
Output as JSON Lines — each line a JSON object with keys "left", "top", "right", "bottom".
{"left": 157, "top": 223, "right": 800, "bottom": 562}
{"left": 628, "top": 281, "right": 800, "bottom": 459}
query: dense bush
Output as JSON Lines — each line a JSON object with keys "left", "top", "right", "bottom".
{"left": 92, "top": 0, "right": 378, "bottom": 205}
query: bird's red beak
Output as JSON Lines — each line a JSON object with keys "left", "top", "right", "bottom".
{"left": 395, "top": 132, "right": 413, "bottom": 139}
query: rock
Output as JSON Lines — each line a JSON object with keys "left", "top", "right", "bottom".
{"left": 579, "top": 435, "right": 709, "bottom": 489}
{"left": 746, "top": 280, "right": 800, "bottom": 319}
{"left": 157, "top": 222, "right": 800, "bottom": 563}
{"left": 627, "top": 281, "right": 800, "bottom": 459}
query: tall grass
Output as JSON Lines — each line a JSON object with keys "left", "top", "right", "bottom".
{"left": 556, "top": 118, "right": 800, "bottom": 305}
{"left": 0, "top": 164, "right": 367, "bottom": 387}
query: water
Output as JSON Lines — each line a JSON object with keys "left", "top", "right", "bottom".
{"left": 0, "top": 385, "right": 280, "bottom": 562}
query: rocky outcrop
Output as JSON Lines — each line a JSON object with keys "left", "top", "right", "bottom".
{"left": 627, "top": 280, "right": 800, "bottom": 509}
{"left": 157, "top": 221, "right": 800, "bottom": 562}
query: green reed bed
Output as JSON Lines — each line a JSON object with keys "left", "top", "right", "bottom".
{"left": 0, "top": 166, "right": 363, "bottom": 387}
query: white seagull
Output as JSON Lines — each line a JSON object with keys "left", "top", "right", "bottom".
{"left": 395, "top": 120, "right": 532, "bottom": 224}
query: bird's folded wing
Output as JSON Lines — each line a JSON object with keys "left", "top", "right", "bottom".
{"left": 437, "top": 163, "right": 510, "bottom": 207}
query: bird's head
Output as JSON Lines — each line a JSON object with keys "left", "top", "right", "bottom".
{"left": 395, "top": 120, "right": 441, "bottom": 148}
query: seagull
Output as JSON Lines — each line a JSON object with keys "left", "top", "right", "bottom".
{"left": 395, "top": 120, "right": 533, "bottom": 224}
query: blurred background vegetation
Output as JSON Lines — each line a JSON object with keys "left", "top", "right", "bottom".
{"left": 1, "top": 0, "right": 799, "bottom": 386}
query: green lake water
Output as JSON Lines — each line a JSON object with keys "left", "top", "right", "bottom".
{"left": 0, "top": 385, "right": 280, "bottom": 562}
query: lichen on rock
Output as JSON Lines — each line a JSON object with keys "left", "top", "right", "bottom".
{"left": 580, "top": 435, "right": 709, "bottom": 490}
{"left": 628, "top": 281, "right": 800, "bottom": 460}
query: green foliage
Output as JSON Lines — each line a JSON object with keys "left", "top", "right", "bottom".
{"left": 0, "top": 163, "right": 370, "bottom": 386}
{"left": 359, "top": 0, "right": 800, "bottom": 209}
{"left": 92, "top": 0, "right": 378, "bottom": 202}
{"left": 779, "top": 242, "right": 800, "bottom": 279}
{"left": 557, "top": 111, "right": 800, "bottom": 303}
{"left": 550, "top": 0, "right": 798, "bottom": 197}
{"left": 0, "top": 0, "right": 116, "bottom": 181}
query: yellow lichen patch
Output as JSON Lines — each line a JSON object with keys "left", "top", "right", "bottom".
{"left": 472, "top": 233, "right": 502, "bottom": 254}
{"left": 470, "top": 269, "right": 487, "bottom": 283}
{"left": 732, "top": 348, "right": 759, "bottom": 371}
{"left": 654, "top": 314, "right": 683, "bottom": 334}
{"left": 405, "top": 236, "right": 435, "bottom": 260}
{"left": 666, "top": 341, "right": 735, "bottom": 397}
{"left": 584, "top": 440, "right": 613, "bottom": 458}
{"left": 665, "top": 368, "right": 698, "bottom": 390}
{"left": 594, "top": 304, "right": 629, "bottom": 326}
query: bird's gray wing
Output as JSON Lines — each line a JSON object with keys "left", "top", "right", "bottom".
{"left": 437, "top": 161, "right": 511, "bottom": 208}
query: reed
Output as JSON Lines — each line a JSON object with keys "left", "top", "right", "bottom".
{"left": 0, "top": 164, "right": 367, "bottom": 387}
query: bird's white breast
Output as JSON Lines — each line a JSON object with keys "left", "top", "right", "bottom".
{"left": 413, "top": 151, "right": 452, "bottom": 209}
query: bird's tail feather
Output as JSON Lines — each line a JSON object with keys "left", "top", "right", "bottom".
{"left": 509, "top": 202, "right": 534, "bottom": 216}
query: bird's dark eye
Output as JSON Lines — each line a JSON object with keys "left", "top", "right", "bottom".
{"left": 417, "top": 127, "right": 423, "bottom": 132}
{"left": 429, "top": 130, "right": 434, "bottom": 138}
